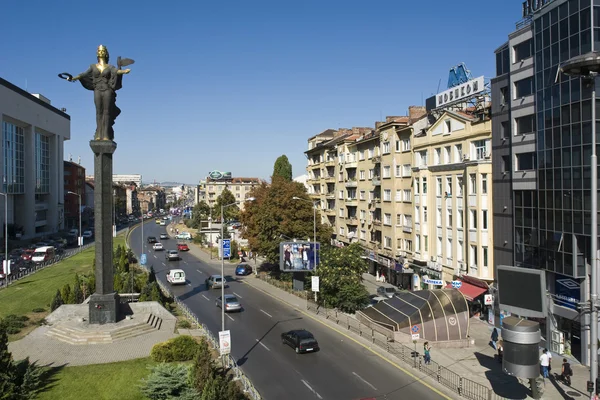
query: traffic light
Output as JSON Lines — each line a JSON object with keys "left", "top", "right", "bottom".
{"left": 588, "top": 380, "right": 595, "bottom": 393}
{"left": 530, "top": 377, "right": 544, "bottom": 399}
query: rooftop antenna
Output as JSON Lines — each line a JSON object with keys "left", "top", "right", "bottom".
{"left": 69, "top": 154, "right": 73, "bottom": 162}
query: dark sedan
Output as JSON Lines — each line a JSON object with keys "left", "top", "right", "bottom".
{"left": 281, "top": 329, "right": 319, "bottom": 354}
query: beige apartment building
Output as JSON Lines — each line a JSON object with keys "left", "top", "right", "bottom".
{"left": 197, "top": 177, "right": 261, "bottom": 209}
{"left": 411, "top": 108, "right": 493, "bottom": 284}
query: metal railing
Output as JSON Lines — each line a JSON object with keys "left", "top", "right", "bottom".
{"left": 137, "top": 259, "right": 262, "bottom": 400}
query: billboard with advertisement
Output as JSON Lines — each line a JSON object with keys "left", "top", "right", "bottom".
{"left": 279, "top": 241, "right": 320, "bottom": 272}
{"left": 497, "top": 265, "right": 547, "bottom": 318}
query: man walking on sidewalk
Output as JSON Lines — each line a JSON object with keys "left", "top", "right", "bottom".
{"left": 540, "top": 349, "right": 550, "bottom": 380}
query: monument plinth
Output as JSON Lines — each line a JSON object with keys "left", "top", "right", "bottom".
{"left": 88, "top": 140, "right": 120, "bottom": 324}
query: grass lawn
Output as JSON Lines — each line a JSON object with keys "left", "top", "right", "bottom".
{"left": 0, "top": 235, "right": 126, "bottom": 320}
{"left": 36, "top": 357, "right": 156, "bottom": 400}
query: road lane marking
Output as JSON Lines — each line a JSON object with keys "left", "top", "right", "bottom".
{"left": 260, "top": 309, "right": 272, "bottom": 318}
{"left": 352, "top": 372, "right": 377, "bottom": 391}
{"left": 242, "top": 280, "right": 453, "bottom": 400}
{"left": 187, "top": 283, "right": 192, "bottom": 287}
{"left": 196, "top": 269, "right": 203, "bottom": 274}
{"left": 233, "top": 292, "right": 242, "bottom": 298}
{"left": 301, "top": 379, "right": 322, "bottom": 399}
{"left": 255, "top": 339, "right": 270, "bottom": 351}
{"left": 226, "top": 314, "right": 234, "bottom": 321}
{"left": 153, "top": 255, "right": 157, "bottom": 258}
{"left": 201, "top": 295, "right": 210, "bottom": 301}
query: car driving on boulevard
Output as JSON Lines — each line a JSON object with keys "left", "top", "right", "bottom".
{"left": 205, "top": 274, "right": 224, "bottom": 289}
{"left": 281, "top": 329, "right": 320, "bottom": 354}
{"left": 235, "top": 263, "right": 253, "bottom": 276}
{"left": 177, "top": 243, "right": 189, "bottom": 251}
{"left": 153, "top": 242, "right": 164, "bottom": 251}
{"left": 159, "top": 233, "right": 168, "bottom": 240}
{"left": 215, "top": 294, "right": 242, "bottom": 312}
{"left": 165, "top": 250, "right": 179, "bottom": 261}
{"left": 147, "top": 236, "right": 157, "bottom": 244}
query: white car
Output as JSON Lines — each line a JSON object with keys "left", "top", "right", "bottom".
{"left": 153, "top": 242, "right": 164, "bottom": 251}
{"left": 160, "top": 220, "right": 166, "bottom": 226}
{"left": 166, "top": 269, "right": 186, "bottom": 285}
{"left": 175, "top": 232, "right": 192, "bottom": 240}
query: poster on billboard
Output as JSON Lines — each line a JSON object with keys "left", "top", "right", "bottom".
{"left": 279, "top": 241, "right": 320, "bottom": 272}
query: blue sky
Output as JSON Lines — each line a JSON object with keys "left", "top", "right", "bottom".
{"left": 1, "top": 0, "right": 521, "bottom": 184}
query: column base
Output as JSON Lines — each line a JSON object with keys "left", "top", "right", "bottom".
{"left": 89, "top": 292, "right": 121, "bottom": 324}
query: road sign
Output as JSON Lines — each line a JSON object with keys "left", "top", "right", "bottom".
{"left": 219, "top": 330, "right": 231, "bottom": 355}
{"left": 311, "top": 276, "right": 320, "bottom": 292}
{"left": 484, "top": 294, "right": 493, "bottom": 305}
{"left": 141, "top": 254, "right": 147, "bottom": 265}
{"left": 223, "top": 239, "right": 231, "bottom": 258}
{"left": 411, "top": 325, "right": 420, "bottom": 334}
{"left": 411, "top": 333, "right": 420, "bottom": 341}
{"left": 451, "top": 280, "right": 462, "bottom": 289}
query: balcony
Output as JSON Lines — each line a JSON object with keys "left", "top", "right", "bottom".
{"left": 345, "top": 180, "right": 358, "bottom": 188}
{"left": 372, "top": 155, "right": 381, "bottom": 163}
{"left": 345, "top": 160, "right": 358, "bottom": 168}
{"left": 324, "top": 159, "right": 336, "bottom": 166}
{"left": 347, "top": 216, "right": 359, "bottom": 225}
{"left": 323, "top": 208, "right": 336, "bottom": 215}
{"left": 372, "top": 219, "right": 382, "bottom": 226}
{"left": 324, "top": 175, "right": 336, "bottom": 182}
{"left": 325, "top": 191, "right": 335, "bottom": 199}
{"left": 372, "top": 177, "right": 381, "bottom": 186}
{"left": 346, "top": 198, "right": 358, "bottom": 206}
{"left": 402, "top": 225, "right": 412, "bottom": 233}
{"left": 309, "top": 192, "right": 321, "bottom": 198}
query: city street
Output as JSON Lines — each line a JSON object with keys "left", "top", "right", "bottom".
{"left": 129, "top": 220, "right": 447, "bottom": 400}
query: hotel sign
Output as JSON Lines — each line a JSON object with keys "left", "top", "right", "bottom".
{"left": 522, "top": 0, "right": 555, "bottom": 18}
{"left": 435, "top": 76, "right": 485, "bottom": 108}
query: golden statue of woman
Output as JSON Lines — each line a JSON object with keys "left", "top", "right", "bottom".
{"left": 61, "top": 45, "right": 133, "bottom": 141}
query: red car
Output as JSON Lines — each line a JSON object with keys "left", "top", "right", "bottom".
{"left": 177, "top": 243, "right": 189, "bottom": 251}
{"left": 21, "top": 249, "right": 34, "bottom": 261}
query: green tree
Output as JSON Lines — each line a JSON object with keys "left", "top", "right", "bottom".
{"left": 148, "top": 266, "right": 157, "bottom": 284}
{"left": 139, "top": 363, "right": 198, "bottom": 400}
{"left": 60, "top": 284, "right": 73, "bottom": 305}
{"left": 317, "top": 243, "right": 370, "bottom": 312}
{"left": 239, "top": 176, "right": 331, "bottom": 263}
{"left": 72, "top": 275, "right": 84, "bottom": 304}
{"left": 273, "top": 155, "right": 293, "bottom": 181}
{"left": 191, "top": 338, "right": 214, "bottom": 394}
{"left": 189, "top": 201, "right": 211, "bottom": 229}
{"left": 0, "top": 321, "right": 16, "bottom": 399}
{"left": 213, "top": 189, "right": 238, "bottom": 222}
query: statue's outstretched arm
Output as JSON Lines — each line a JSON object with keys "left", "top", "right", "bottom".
{"left": 117, "top": 69, "right": 131, "bottom": 75}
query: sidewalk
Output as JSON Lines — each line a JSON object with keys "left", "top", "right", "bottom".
{"left": 167, "top": 223, "right": 592, "bottom": 399}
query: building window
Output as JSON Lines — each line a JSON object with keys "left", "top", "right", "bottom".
{"left": 437, "top": 236, "right": 442, "bottom": 256}
{"left": 436, "top": 208, "right": 442, "bottom": 227}
{"left": 470, "top": 209, "right": 477, "bottom": 229}
{"left": 418, "top": 150, "right": 428, "bottom": 166}
{"left": 369, "top": 169, "right": 374, "bottom": 179}
{"left": 483, "top": 246, "right": 488, "bottom": 267}
{"left": 423, "top": 206, "right": 428, "bottom": 223}
{"left": 339, "top": 208, "right": 344, "bottom": 217}
{"left": 422, "top": 177, "right": 427, "bottom": 194}
{"left": 513, "top": 39, "right": 533, "bottom": 63}
{"left": 384, "top": 213, "right": 392, "bottom": 225}
{"left": 447, "top": 238, "right": 453, "bottom": 260}
{"left": 359, "top": 150, "right": 365, "bottom": 160}
{"left": 415, "top": 178, "right": 420, "bottom": 194}
{"left": 473, "top": 140, "right": 489, "bottom": 160}
{"left": 458, "top": 240, "right": 464, "bottom": 261}
{"left": 458, "top": 209, "right": 464, "bottom": 229}
{"left": 444, "top": 146, "right": 451, "bottom": 164}
{"left": 368, "top": 148, "right": 374, "bottom": 158}
{"left": 383, "top": 189, "right": 391, "bottom": 201}
{"left": 445, "top": 176, "right": 452, "bottom": 196}
{"left": 457, "top": 175, "right": 464, "bottom": 196}
{"left": 382, "top": 142, "right": 390, "bottom": 154}
{"left": 445, "top": 119, "right": 452, "bottom": 133}
{"left": 360, "top": 210, "right": 366, "bottom": 219}
{"left": 395, "top": 165, "right": 401, "bottom": 177}
{"left": 396, "top": 213, "right": 402, "bottom": 225}
{"left": 482, "top": 210, "right": 488, "bottom": 230}
{"left": 395, "top": 189, "right": 401, "bottom": 201}
{"left": 3, "top": 122, "right": 25, "bottom": 194}
{"left": 424, "top": 235, "right": 428, "bottom": 252}
{"left": 35, "top": 132, "right": 50, "bottom": 194}
{"left": 340, "top": 226, "right": 345, "bottom": 236}
{"left": 515, "top": 114, "right": 536, "bottom": 135}
{"left": 360, "top": 230, "right": 366, "bottom": 239}
{"left": 359, "top": 190, "right": 365, "bottom": 200}
{"left": 402, "top": 138, "right": 411, "bottom": 152}
{"left": 447, "top": 208, "right": 453, "bottom": 226}
{"left": 455, "top": 144, "right": 463, "bottom": 162}
{"left": 514, "top": 77, "right": 534, "bottom": 98}
{"left": 516, "top": 152, "right": 536, "bottom": 171}
{"left": 383, "top": 166, "right": 391, "bottom": 178}
{"left": 360, "top": 170, "right": 365, "bottom": 180}
{"left": 434, "top": 148, "right": 441, "bottom": 165}
{"left": 501, "top": 121, "right": 509, "bottom": 138}
{"left": 402, "top": 164, "right": 411, "bottom": 177}
{"left": 416, "top": 234, "right": 421, "bottom": 252}
{"left": 384, "top": 236, "right": 392, "bottom": 248}
{"left": 500, "top": 87, "right": 508, "bottom": 105}
{"left": 405, "top": 239, "right": 412, "bottom": 251}
{"left": 470, "top": 245, "right": 478, "bottom": 266}
{"left": 469, "top": 174, "right": 477, "bottom": 194}
{"left": 482, "top": 174, "right": 488, "bottom": 194}
{"left": 403, "top": 189, "right": 411, "bottom": 202}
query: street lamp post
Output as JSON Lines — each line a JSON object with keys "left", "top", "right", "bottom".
{"left": 67, "top": 191, "right": 82, "bottom": 253}
{"left": 292, "top": 196, "right": 318, "bottom": 301}
{"left": 558, "top": 13, "right": 600, "bottom": 389}
{"left": 0, "top": 193, "right": 8, "bottom": 281}
{"left": 220, "top": 198, "right": 255, "bottom": 334}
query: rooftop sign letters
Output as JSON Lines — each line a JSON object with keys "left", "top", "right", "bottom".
{"left": 208, "top": 171, "right": 232, "bottom": 181}
{"left": 522, "top": 0, "right": 555, "bottom": 18}
{"left": 435, "top": 76, "right": 485, "bottom": 108}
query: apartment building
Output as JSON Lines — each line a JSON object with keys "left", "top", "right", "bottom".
{"left": 412, "top": 108, "right": 493, "bottom": 283}
{"left": 196, "top": 176, "right": 262, "bottom": 209}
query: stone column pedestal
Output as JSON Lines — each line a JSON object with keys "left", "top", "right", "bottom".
{"left": 89, "top": 140, "right": 120, "bottom": 324}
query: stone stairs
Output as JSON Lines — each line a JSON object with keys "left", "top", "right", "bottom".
{"left": 46, "top": 313, "right": 164, "bottom": 345}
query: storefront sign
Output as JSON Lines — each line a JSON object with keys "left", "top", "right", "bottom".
{"left": 451, "top": 280, "right": 462, "bottom": 289}
{"left": 554, "top": 275, "right": 581, "bottom": 310}
{"left": 522, "top": 0, "right": 556, "bottom": 18}
{"left": 484, "top": 294, "right": 494, "bottom": 305}
{"left": 435, "top": 76, "right": 485, "bottom": 108}
{"left": 487, "top": 308, "right": 495, "bottom": 325}
{"left": 412, "top": 274, "right": 421, "bottom": 291}
{"left": 423, "top": 277, "right": 444, "bottom": 286}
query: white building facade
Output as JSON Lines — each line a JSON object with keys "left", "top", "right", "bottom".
{"left": 0, "top": 78, "right": 70, "bottom": 239}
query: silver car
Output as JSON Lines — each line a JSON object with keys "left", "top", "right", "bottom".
{"left": 165, "top": 250, "right": 179, "bottom": 261}
{"left": 216, "top": 294, "right": 242, "bottom": 312}
{"left": 377, "top": 286, "right": 396, "bottom": 299}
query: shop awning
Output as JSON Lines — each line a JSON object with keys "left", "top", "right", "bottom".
{"left": 446, "top": 282, "right": 487, "bottom": 301}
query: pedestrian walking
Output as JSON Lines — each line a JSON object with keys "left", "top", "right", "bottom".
{"left": 560, "top": 358, "right": 572, "bottom": 386}
{"left": 497, "top": 340, "right": 503, "bottom": 363}
{"left": 490, "top": 327, "right": 499, "bottom": 350}
{"left": 423, "top": 342, "right": 432, "bottom": 365}
{"left": 545, "top": 348, "right": 552, "bottom": 374}
{"left": 540, "top": 349, "right": 550, "bottom": 379}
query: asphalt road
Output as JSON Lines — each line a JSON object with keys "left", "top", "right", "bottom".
{"left": 129, "top": 220, "right": 445, "bottom": 400}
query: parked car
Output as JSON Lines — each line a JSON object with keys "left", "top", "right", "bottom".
{"left": 153, "top": 242, "right": 164, "bottom": 251}
{"left": 377, "top": 286, "right": 396, "bottom": 299}
{"left": 166, "top": 269, "right": 186, "bottom": 285}
{"left": 147, "top": 236, "right": 157, "bottom": 244}
{"left": 177, "top": 243, "right": 189, "bottom": 252}
{"left": 165, "top": 250, "right": 179, "bottom": 261}
{"left": 205, "top": 275, "right": 224, "bottom": 289}
{"left": 175, "top": 232, "right": 192, "bottom": 240}
{"left": 82, "top": 230, "right": 94, "bottom": 239}
{"left": 235, "top": 263, "right": 253, "bottom": 276}
{"left": 281, "top": 329, "right": 319, "bottom": 354}
{"left": 21, "top": 249, "right": 34, "bottom": 262}
{"left": 216, "top": 294, "right": 242, "bottom": 312}
{"left": 155, "top": 219, "right": 161, "bottom": 224}
{"left": 31, "top": 246, "right": 55, "bottom": 264}
{"left": 160, "top": 220, "right": 166, "bottom": 226}
{"left": 160, "top": 233, "right": 168, "bottom": 240}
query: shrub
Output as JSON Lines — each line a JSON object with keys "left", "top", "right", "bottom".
{"left": 31, "top": 308, "right": 45, "bottom": 313}
{"left": 140, "top": 363, "right": 198, "bottom": 400}
{"left": 50, "top": 289, "right": 63, "bottom": 311}
{"left": 178, "top": 320, "right": 192, "bottom": 329}
{"left": 150, "top": 335, "right": 199, "bottom": 362}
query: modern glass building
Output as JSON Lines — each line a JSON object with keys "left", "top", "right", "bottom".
{"left": 492, "top": 0, "right": 600, "bottom": 365}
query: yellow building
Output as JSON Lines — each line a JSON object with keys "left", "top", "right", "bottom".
{"left": 412, "top": 108, "right": 493, "bottom": 283}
